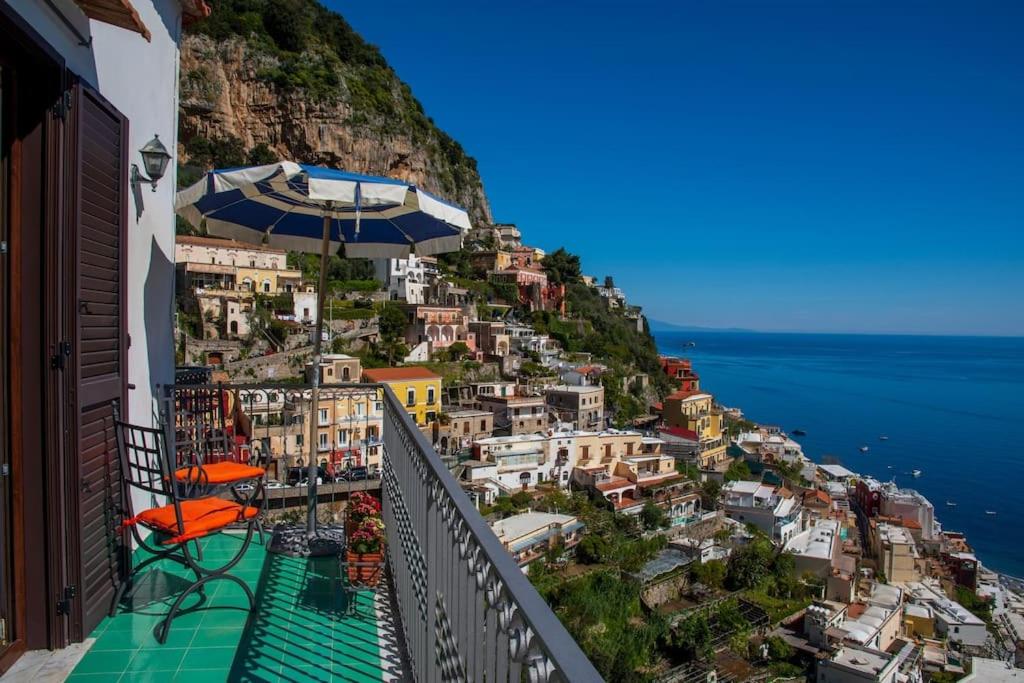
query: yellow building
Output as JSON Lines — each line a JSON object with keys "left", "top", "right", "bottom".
{"left": 234, "top": 265, "right": 304, "bottom": 294}
{"left": 663, "top": 390, "right": 729, "bottom": 469}
{"left": 362, "top": 366, "right": 442, "bottom": 428}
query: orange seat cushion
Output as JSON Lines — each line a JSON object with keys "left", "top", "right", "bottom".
{"left": 174, "top": 462, "right": 265, "bottom": 485}
{"left": 130, "top": 498, "right": 258, "bottom": 544}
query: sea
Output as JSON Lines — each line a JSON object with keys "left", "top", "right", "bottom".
{"left": 653, "top": 329, "right": 1024, "bottom": 577}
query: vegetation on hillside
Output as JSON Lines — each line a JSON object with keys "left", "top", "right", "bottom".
{"left": 540, "top": 247, "right": 674, "bottom": 400}
{"left": 184, "top": 0, "right": 482, "bottom": 203}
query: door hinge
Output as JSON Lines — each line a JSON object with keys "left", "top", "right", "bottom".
{"left": 54, "top": 91, "right": 72, "bottom": 120}
{"left": 56, "top": 585, "right": 77, "bottom": 615}
{"left": 0, "top": 240, "right": 7, "bottom": 254}
{"left": 51, "top": 340, "right": 72, "bottom": 370}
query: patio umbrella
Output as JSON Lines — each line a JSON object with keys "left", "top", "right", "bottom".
{"left": 176, "top": 162, "right": 471, "bottom": 553}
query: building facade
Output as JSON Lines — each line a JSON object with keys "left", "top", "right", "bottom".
{"left": 362, "top": 366, "right": 442, "bottom": 428}
{"left": 544, "top": 385, "right": 605, "bottom": 430}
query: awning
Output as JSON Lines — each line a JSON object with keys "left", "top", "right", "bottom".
{"left": 73, "top": 0, "right": 150, "bottom": 40}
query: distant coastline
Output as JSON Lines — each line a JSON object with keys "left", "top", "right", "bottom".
{"left": 648, "top": 319, "right": 1024, "bottom": 338}
{"left": 653, "top": 328, "right": 1024, "bottom": 577}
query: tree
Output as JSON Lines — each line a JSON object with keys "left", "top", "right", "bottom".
{"left": 262, "top": 0, "right": 314, "bottom": 52}
{"left": 576, "top": 534, "right": 610, "bottom": 564}
{"left": 724, "top": 459, "right": 754, "bottom": 482}
{"left": 603, "top": 275, "right": 615, "bottom": 289}
{"left": 378, "top": 303, "right": 408, "bottom": 363}
{"left": 726, "top": 538, "right": 775, "bottom": 590}
{"left": 672, "top": 612, "right": 712, "bottom": 660}
{"left": 700, "top": 479, "right": 722, "bottom": 508}
{"left": 765, "top": 634, "right": 793, "bottom": 661}
{"left": 640, "top": 501, "right": 669, "bottom": 530}
{"left": 690, "top": 559, "right": 726, "bottom": 590}
{"left": 247, "top": 143, "right": 278, "bottom": 166}
{"left": 540, "top": 247, "right": 582, "bottom": 285}
{"left": 445, "top": 341, "right": 470, "bottom": 361}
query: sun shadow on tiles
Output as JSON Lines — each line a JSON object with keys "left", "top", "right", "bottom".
{"left": 227, "top": 548, "right": 389, "bottom": 682}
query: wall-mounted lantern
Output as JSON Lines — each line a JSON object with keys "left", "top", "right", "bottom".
{"left": 131, "top": 134, "right": 171, "bottom": 193}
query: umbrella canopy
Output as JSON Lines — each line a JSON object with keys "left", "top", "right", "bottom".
{"left": 175, "top": 161, "right": 471, "bottom": 258}
{"left": 174, "top": 161, "right": 472, "bottom": 550}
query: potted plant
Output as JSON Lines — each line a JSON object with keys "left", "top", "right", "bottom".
{"left": 346, "top": 517, "right": 385, "bottom": 586}
{"left": 345, "top": 491, "right": 381, "bottom": 535}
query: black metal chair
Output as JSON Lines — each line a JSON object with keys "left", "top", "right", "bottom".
{"left": 112, "top": 408, "right": 261, "bottom": 643}
{"left": 161, "top": 390, "right": 269, "bottom": 545}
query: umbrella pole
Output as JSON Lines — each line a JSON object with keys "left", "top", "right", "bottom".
{"left": 307, "top": 211, "right": 332, "bottom": 535}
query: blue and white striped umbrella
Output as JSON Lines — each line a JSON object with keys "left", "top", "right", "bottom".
{"left": 175, "top": 161, "right": 471, "bottom": 258}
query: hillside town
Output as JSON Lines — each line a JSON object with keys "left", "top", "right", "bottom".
{"left": 173, "top": 228, "right": 1024, "bottom": 683}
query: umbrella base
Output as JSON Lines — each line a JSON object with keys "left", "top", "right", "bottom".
{"left": 268, "top": 523, "right": 345, "bottom": 557}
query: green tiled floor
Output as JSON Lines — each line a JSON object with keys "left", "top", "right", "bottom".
{"left": 70, "top": 533, "right": 392, "bottom": 682}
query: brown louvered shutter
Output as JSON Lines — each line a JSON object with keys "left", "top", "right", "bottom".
{"left": 71, "top": 83, "right": 129, "bottom": 639}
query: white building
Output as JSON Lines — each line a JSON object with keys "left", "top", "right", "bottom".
{"left": 905, "top": 582, "right": 988, "bottom": 647}
{"left": 785, "top": 518, "right": 841, "bottom": 578}
{"left": 816, "top": 644, "right": 899, "bottom": 683}
{"left": 374, "top": 254, "right": 434, "bottom": 304}
{"left": 474, "top": 434, "right": 561, "bottom": 491}
{"left": 490, "top": 512, "right": 585, "bottom": 568}
{"left": 293, "top": 290, "right": 319, "bottom": 324}
{"left": 879, "top": 484, "right": 938, "bottom": 541}
{"left": 721, "top": 480, "right": 803, "bottom": 544}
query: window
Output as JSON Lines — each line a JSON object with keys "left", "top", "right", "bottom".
{"left": 318, "top": 433, "right": 328, "bottom": 450}
{"left": 342, "top": 367, "right": 350, "bottom": 381}
{"left": 581, "top": 445, "right": 590, "bottom": 458}
{"left": 355, "top": 402, "right": 364, "bottom": 416}
{"left": 426, "top": 411, "right": 437, "bottom": 423}
{"left": 406, "top": 388, "right": 416, "bottom": 407}
{"left": 338, "top": 431, "right": 348, "bottom": 446}
{"left": 319, "top": 408, "right": 329, "bottom": 425}
{"left": 463, "top": 422, "right": 470, "bottom": 435}
{"left": 480, "top": 420, "right": 486, "bottom": 431}
{"left": 427, "top": 386, "right": 436, "bottom": 404}
{"left": 327, "top": 368, "right": 333, "bottom": 377}
{"left": 296, "top": 435, "right": 304, "bottom": 446}
{"left": 262, "top": 280, "right": 271, "bottom": 293}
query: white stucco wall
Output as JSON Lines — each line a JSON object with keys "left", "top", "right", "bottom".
{"left": 9, "top": 0, "right": 182, "bottom": 426}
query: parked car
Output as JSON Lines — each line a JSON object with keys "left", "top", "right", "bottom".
{"left": 336, "top": 466, "right": 369, "bottom": 482}
{"left": 266, "top": 480, "right": 286, "bottom": 490}
{"left": 287, "top": 466, "right": 327, "bottom": 486}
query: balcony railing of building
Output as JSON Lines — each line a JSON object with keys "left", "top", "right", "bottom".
{"left": 166, "top": 381, "right": 600, "bottom": 682}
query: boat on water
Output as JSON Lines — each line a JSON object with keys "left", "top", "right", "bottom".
{"left": 879, "top": 435, "right": 889, "bottom": 441}
{"left": 792, "top": 429, "right": 807, "bottom": 436}
{"left": 685, "top": 341, "right": 696, "bottom": 348}
{"left": 859, "top": 446, "right": 869, "bottom": 453}
{"left": 946, "top": 501, "right": 957, "bottom": 507}
{"left": 986, "top": 510, "right": 997, "bottom": 516}
{"left": 912, "top": 469, "right": 922, "bottom": 477}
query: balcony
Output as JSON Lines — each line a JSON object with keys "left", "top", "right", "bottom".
{"left": 69, "top": 382, "right": 599, "bottom": 681}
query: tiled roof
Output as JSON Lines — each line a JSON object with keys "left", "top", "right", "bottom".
{"left": 659, "top": 426, "right": 699, "bottom": 441}
{"left": 362, "top": 367, "right": 441, "bottom": 382}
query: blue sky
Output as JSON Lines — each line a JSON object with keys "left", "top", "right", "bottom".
{"left": 331, "top": 1, "right": 1024, "bottom": 336}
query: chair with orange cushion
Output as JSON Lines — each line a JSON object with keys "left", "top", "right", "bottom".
{"left": 112, "top": 411, "right": 260, "bottom": 644}
{"left": 171, "top": 425, "right": 268, "bottom": 545}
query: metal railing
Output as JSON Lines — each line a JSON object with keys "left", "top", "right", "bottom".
{"left": 379, "top": 383, "right": 601, "bottom": 681}
{"left": 164, "top": 380, "right": 602, "bottom": 682}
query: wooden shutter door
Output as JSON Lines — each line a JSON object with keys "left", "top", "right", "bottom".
{"left": 71, "top": 83, "right": 128, "bottom": 639}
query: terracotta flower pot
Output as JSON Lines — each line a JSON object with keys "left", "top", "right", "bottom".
{"left": 346, "top": 549, "right": 383, "bottom": 587}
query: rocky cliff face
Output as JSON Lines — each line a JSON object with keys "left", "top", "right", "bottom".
{"left": 178, "top": 33, "right": 492, "bottom": 225}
